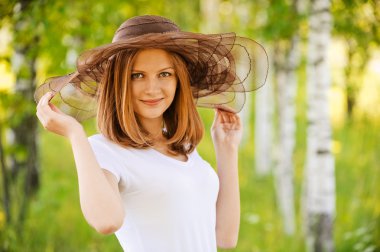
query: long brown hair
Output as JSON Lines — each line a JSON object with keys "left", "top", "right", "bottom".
{"left": 96, "top": 49, "right": 204, "bottom": 155}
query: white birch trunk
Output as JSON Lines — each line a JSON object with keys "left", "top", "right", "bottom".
{"left": 254, "top": 51, "right": 274, "bottom": 176}
{"left": 303, "top": 0, "right": 335, "bottom": 251}
{"left": 200, "top": 0, "right": 220, "bottom": 33}
{"left": 273, "top": 0, "right": 303, "bottom": 234}
{"left": 235, "top": 0, "right": 254, "bottom": 147}
{"left": 274, "top": 32, "right": 300, "bottom": 235}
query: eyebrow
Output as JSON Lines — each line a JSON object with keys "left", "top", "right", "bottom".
{"left": 131, "top": 67, "right": 174, "bottom": 73}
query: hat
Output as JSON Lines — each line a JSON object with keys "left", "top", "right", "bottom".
{"left": 34, "top": 15, "right": 268, "bottom": 122}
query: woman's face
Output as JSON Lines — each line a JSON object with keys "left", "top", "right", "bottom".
{"left": 130, "top": 48, "right": 177, "bottom": 123}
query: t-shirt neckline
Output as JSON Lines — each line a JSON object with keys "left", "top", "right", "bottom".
{"left": 147, "top": 148, "right": 193, "bottom": 167}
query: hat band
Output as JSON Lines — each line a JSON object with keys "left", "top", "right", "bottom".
{"left": 113, "top": 22, "right": 180, "bottom": 42}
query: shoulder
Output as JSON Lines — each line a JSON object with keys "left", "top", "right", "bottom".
{"left": 189, "top": 148, "right": 210, "bottom": 164}
{"left": 88, "top": 133, "right": 123, "bottom": 153}
{"left": 88, "top": 133, "right": 138, "bottom": 158}
{"left": 88, "top": 134, "right": 119, "bottom": 148}
{"left": 189, "top": 148, "right": 200, "bottom": 158}
{"left": 88, "top": 133, "right": 108, "bottom": 143}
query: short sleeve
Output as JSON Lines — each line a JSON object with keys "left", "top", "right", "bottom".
{"left": 88, "top": 136, "right": 122, "bottom": 183}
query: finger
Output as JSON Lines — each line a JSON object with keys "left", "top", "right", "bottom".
{"left": 221, "top": 112, "right": 239, "bottom": 129}
{"left": 36, "top": 94, "right": 46, "bottom": 110}
{"left": 45, "top": 91, "right": 55, "bottom": 104}
{"left": 37, "top": 104, "right": 59, "bottom": 131}
{"left": 217, "top": 109, "right": 226, "bottom": 123}
{"left": 220, "top": 109, "right": 234, "bottom": 124}
{"left": 40, "top": 100, "right": 54, "bottom": 116}
{"left": 226, "top": 112, "right": 234, "bottom": 124}
{"left": 36, "top": 110, "right": 46, "bottom": 127}
{"left": 50, "top": 103, "right": 64, "bottom": 115}
{"left": 40, "top": 92, "right": 56, "bottom": 114}
{"left": 36, "top": 101, "right": 51, "bottom": 124}
{"left": 235, "top": 113, "right": 242, "bottom": 129}
{"left": 230, "top": 113, "right": 238, "bottom": 125}
{"left": 221, "top": 123, "right": 236, "bottom": 129}
{"left": 37, "top": 99, "right": 60, "bottom": 127}
{"left": 212, "top": 109, "right": 221, "bottom": 130}
{"left": 41, "top": 92, "right": 55, "bottom": 105}
{"left": 37, "top": 92, "right": 51, "bottom": 111}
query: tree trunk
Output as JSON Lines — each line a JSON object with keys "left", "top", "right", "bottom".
{"left": 254, "top": 48, "right": 274, "bottom": 176}
{"left": 200, "top": 0, "right": 220, "bottom": 33}
{"left": 303, "top": 0, "right": 335, "bottom": 251}
{"left": 273, "top": 34, "right": 300, "bottom": 235}
{"left": 0, "top": 124, "right": 11, "bottom": 224}
{"left": 345, "top": 42, "right": 356, "bottom": 118}
{"left": 8, "top": 0, "right": 41, "bottom": 232}
{"left": 272, "top": 0, "right": 302, "bottom": 235}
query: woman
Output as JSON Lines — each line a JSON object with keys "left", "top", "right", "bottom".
{"left": 35, "top": 15, "right": 267, "bottom": 252}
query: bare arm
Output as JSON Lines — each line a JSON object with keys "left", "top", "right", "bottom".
{"left": 211, "top": 109, "right": 242, "bottom": 249}
{"left": 36, "top": 92, "right": 124, "bottom": 234}
{"left": 69, "top": 128, "right": 124, "bottom": 234}
{"left": 215, "top": 147, "right": 240, "bottom": 249}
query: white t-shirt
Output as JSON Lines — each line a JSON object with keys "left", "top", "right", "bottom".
{"left": 88, "top": 134, "right": 220, "bottom": 252}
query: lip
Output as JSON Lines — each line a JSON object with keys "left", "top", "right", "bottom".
{"left": 140, "top": 98, "right": 163, "bottom": 106}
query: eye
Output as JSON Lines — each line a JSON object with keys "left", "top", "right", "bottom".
{"left": 159, "top": 72, "right": 172, "bottom": 78}
{"left": 131, "top": 73, "right": 143, "bottom": 79}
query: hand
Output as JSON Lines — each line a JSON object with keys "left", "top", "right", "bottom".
{"left": 36, "top": 92, "right": 83, "bottom": 139}
{"left": 211, "top": 109, "right": 243, "bottom": 151}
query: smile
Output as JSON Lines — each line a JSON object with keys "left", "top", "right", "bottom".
{"left": 141, "top": 98, "right": 163, "bottom": 106}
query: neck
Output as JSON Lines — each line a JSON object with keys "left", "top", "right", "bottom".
{"left": 139, "top": 116, "right": 165, "bottom": 140}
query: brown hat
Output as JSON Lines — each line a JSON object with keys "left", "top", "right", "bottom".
{"left": 34, "top": 15, "right": 268, "bottom": 122}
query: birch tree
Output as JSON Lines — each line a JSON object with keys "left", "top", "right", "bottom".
{"left": 303, "top": 0, "right": 335, "bottom": 251}
{"left": 256, "top": 0, "right": 302, "bottom": 234}
{"left": 200, "top": 0, "right": 220, "bottom": 33}
{"left": 252, "top": 0, "right": 275, "bottom": 176}
{"left": 273, "top": 37, "right": 300, "bottom": 235}
{"left": 254, "top": 54, "right": 274, "bottom": 176}
{"left": 8, "top": 0, "right": 42, "bottom": 233}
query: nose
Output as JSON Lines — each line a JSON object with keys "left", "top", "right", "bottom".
{"left": 144, "top": 77, "right": 160, "bottom": 94}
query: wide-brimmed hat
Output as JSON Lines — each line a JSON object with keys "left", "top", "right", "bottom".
{"left": 34, "top": 15, "right": 268, "bottom": 122}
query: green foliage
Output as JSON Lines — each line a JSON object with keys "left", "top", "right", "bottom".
{"left": 332, "top": 0, "right": 380, "bottom": 117}
{"left": 261, "top": 0, "right": 301, "bottom": 41}
{"left": 0, "top": 90, "right": 39, "bottom": 250}
{"left": 334, "top": 120, "right": 380, "bottom": 252}
{"left": 0, "top": 91, "right": 35, "bottom": 127}
{"left": 0, "top": 0, "right": 17, "bottom": 21}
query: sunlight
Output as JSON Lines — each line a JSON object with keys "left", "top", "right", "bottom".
{"left": 0, "top": 63, "right": 14, "bottom": 91}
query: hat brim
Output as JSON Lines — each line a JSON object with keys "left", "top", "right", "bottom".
{"left": 34, "top": 31, "right": 268, "bottom": 122}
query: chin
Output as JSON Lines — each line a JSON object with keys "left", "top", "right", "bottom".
{"left": 141, "top": 113, "right": 164, "bottom": 120}
{"left": 137, "top": 109, "right": 167, "bottom": 120}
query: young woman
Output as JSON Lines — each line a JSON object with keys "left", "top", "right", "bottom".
{"left": 35, "top": 15, "right": 267, "bottom": 252}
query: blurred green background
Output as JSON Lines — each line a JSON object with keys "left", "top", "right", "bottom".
{"left": 0, "top": 0, "right": 379, "bottom": 251}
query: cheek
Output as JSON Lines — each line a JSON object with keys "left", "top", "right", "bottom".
{"left": 131, "top": 83, "right": 145, "bottom": 104}
{"left": 167, "top": 81, "right": 177, "bottom": 97}
{"left": 130, "top": 85, "right": 140, "bottom": 109}
{"left": 131, "top": 83, "right": 139, "bottom": 97}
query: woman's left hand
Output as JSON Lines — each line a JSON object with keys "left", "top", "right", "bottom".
{"left": 211, "top": 109, "right": 243, "bottom": 151}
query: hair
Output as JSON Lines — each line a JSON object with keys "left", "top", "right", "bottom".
{"left": 96, "top": 48, "right": 204, "bottom": 155}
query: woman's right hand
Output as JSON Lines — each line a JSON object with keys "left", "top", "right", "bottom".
{"left": 36, "top": 92, "right": 84, "bottom": 139}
